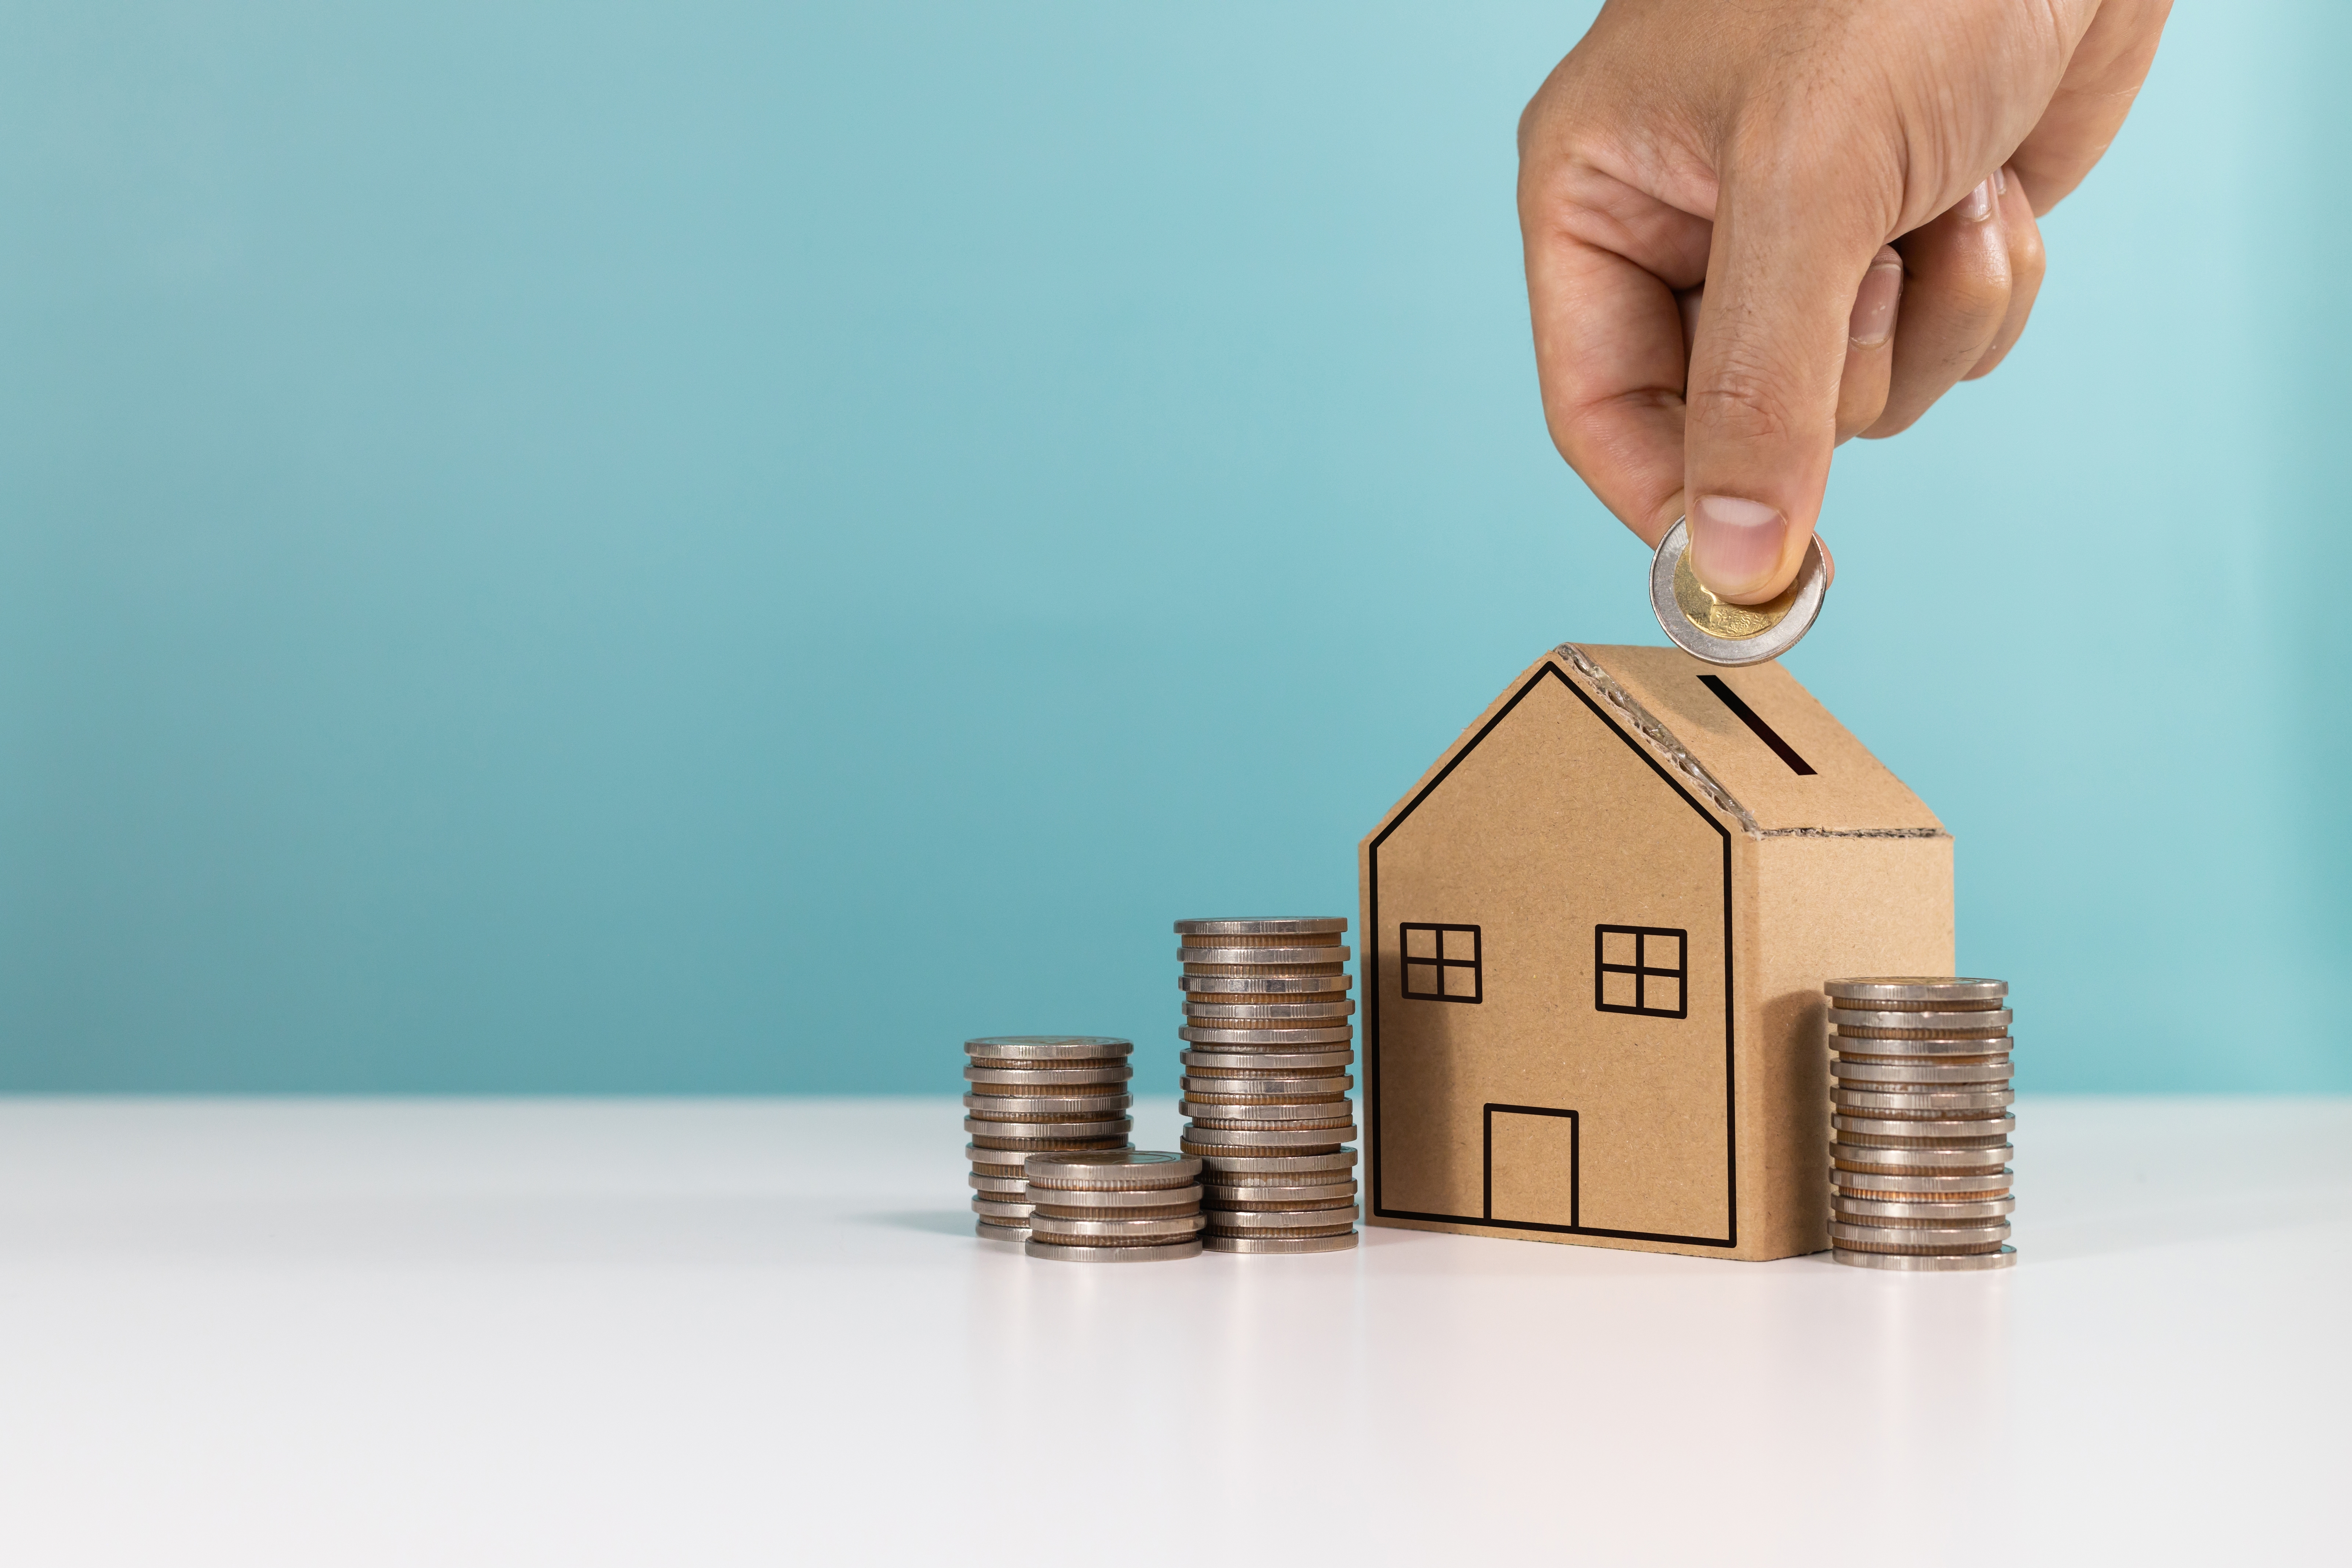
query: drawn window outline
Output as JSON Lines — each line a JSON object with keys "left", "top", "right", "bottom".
{"left": 1594, "top": 925, "right": 1688, "bottom": 1019}
{"left": 1400, "top": 923, "right": 1481, "bottom": 1003}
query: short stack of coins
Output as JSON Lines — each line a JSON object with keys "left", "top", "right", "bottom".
{"left": 1023, "top": 1151, "right": 1205, "bottom": 1262}
{"left": 1825, "top": 978, "right": 2015, "bottom": 1271}
{"left": 965, "top": 1036, "right": 1136, "bottom": 1243}
{"left": 1174, "top": 916, "right": 1360, "bottom": 1255}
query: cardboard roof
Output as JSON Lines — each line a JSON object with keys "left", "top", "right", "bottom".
{"left": 1557, "top": 643, "right": 1943, "bottom": 836}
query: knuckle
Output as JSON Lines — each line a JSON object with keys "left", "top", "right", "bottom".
{"left": 1688, "top": 361, "right": 1799, "bottom": 445}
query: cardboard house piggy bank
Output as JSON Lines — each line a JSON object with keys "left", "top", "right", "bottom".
{"left": 1357, "top": 643, "right": 1952, "bottom": 1260}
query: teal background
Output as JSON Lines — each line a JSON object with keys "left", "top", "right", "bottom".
{"left": 0, "top": 3, "right": 2342, "bottom": 1095}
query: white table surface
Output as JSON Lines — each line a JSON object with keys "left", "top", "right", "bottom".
{"left": 0, "top": 1095, "right": 2344, "bottom": 1566}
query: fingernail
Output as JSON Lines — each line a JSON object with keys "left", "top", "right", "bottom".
{"left": 1689, "top": 494, "right": 1787, "bottom": 600}
{"left": 1849, "top": 256, "right": 1903, "bottom": 347}
{"left": 1958, "top": 178, "right": 1993, "bottom": 222}
{"left": 1994, "top": 165, "right": 2008, "bottom": 197}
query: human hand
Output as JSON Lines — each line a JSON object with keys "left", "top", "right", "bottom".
{"left": 1519, "top": 0, "right": 2170, "bottom": 603}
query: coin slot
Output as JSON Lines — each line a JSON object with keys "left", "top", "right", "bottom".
{"left": 1698, "top": 675, "right": 1817, "bottom": 776}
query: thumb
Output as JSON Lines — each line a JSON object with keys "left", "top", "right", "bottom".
{"left": 1684, "top": 166, "right": 1886, "bottom": 603}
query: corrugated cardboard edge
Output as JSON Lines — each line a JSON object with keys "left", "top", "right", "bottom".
{"left": 1551, "top": 643, "right": 1950, "bottom": 843}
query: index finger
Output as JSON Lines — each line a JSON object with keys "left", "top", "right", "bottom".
{"left": 1519, "top": 166, "right": 1712, "bottom": 548}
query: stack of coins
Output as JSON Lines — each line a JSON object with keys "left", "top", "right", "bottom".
{"left": 1023, "top": 1151, "right": 1205, "bottom": 1262}
{"left": 1174, "top": 917, "right": 1360, "bottom": 1255}
{"left": 965, "top": 1036, "right": 1136, "bottom": 1243}
{"left": 1825, "top": 978, "right": 2015, "bottom": 1271}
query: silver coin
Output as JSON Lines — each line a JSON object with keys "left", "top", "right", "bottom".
{"left": 1828, "top": 1035, "right": 2013, "bottom": 1060}
{"left": 1184, "top": 1120, "right": 1356, "bottom": 1144}
{"left": 1832, "top": 1167, "right": 2011, "bottom": 1196}
{"left": 1178, "top": 946, "right": 1353, "bottom": 968}
{"left": 1182, "top": 1001, "right": 1357, "bottom": 1020}
{"left": 976, "top": 1219, "right": 1030, "bottom": 1243}
{"left": 1025, "top": 1238, "right": 1203, "bottom": 1263}
{"left": 1179, "top": 1026, "right": 1356, "bottom": 1047}
{"left": 1831, "top": 1059, "right": 2013, "bottom": 1085}
{"left": 1028, "top": 1211, "right": 1208, "bottom": 1241}
{"left": 1027, "top": 1184, "right": 1204, "bottom": 1210}
{"left": 1203, "top": 1231, "right": 1360, "bottom": 1254}
{"left": 968, "top": 1173, "right": 1029, "bottom": 1195}
{"left": 1831, "top": 1087, "right": 2015, "bottom": 1113}
{"left": 1182, "top": 1051, "right": 1355, "bottom": 1075}
{"left": 1188, "top": 1148, "right": 1359, "bottom": 1177}
{"left": 1832, "top": 1142, "right": 2012, "bottom": 1170}
{"left": 1178, "top": 1099, "right": 1351, "bottom": 1123}
{"left": 965, "top": 1036, "right": 1135, "bottom": 1062}
{"left": 1202, "top": 1203, "right": 1358, "bottom": 1229}
{"left": 1180, "top": 1075, "right": 1353, "bottom": 1096}
{"left": 1174, "top": 918, "right": 1348, "bottom": 937}
{"left": 965, "top": 1119, "right": 1134, "bottom": 1145}
{"left": 963, "top": 1063, "right": 1134, "bottom": 1086}
{"left": 1185, "top": 1128, "right": 1354, "bottom": 1152}
{"left": 1831, "top": 1217, "right": 2012, "bottom": 1242}
{"left": 970, "top": 1135, "right": 1135, "bottom": 1156}
{"left": 973, "top": 1141, "right": 1121, "bottom": 1169}
{"left": 970, "top": 1197, "right": 1036, "bottom": 1220}
{"left": 1648, "top": 514, "right": 1828, "bottom": 667}
{"left": 962, "top": 1091, "right": 1135, "bottom": 1117}
{"left": 1178, "top": 974, "right": 1352, "bottom": 994}
{"left": 1833, "top": 1113, "right": 2016, "bottom": 1140}
{"left": 1023, "top": 1150, "right": 1202, "bottom": 1187}
{"left": 1826, "top": 977, "right": 2009, "bottom": 1004}
{"left": 1832, "top": 1194, "right": 2015, "bottom": 1221}
{"left": 1831, "top": 1246, "right": 2015, "bottom": 1271}
{"left": 1204, "top": 1180, "right": 1360, "bottom": 1205}
{"left": 1831, "top": 1008, "right": 2013, "bottom": 1034}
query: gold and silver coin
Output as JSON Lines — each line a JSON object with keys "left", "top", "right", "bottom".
{"left": 1648, "top": 514, "right": 1829, "bottom": 667}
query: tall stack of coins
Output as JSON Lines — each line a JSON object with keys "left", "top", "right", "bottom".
{"left": 1023, "top": 1151, "right": 1205, "bottom": 1263}
{"left": 964, "top": 1036, "right": 1136, "bottom": 1243}
{"left": 1174, "top": 917, "right": 1360, "bottom": 1255}
{"left": 1825, "top": 979, "right": 2015, "bottom": 1272}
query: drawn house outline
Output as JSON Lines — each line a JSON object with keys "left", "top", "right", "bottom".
{"left": 1358, "top": 643, "right": 1955, "bottom": 1262}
